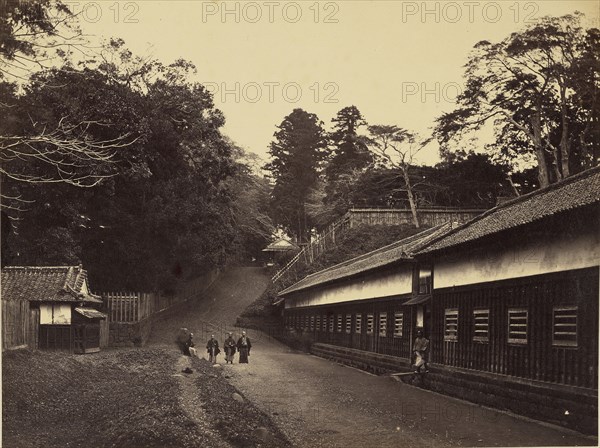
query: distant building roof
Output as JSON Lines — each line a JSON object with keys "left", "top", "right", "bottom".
{"left": 418, "top": 166, "right": 600, "bottom": 255}
{"left": 279, "top": 223, "right": 453, "bottom": 296}
{"left": 75, "top": 307, "right": 107, "bottom": 319}
{"left": 1, "top": 266, "right": 102, "bottom": 303}
{"left": 262, "top": 238, "right": 299, "bottom": 252}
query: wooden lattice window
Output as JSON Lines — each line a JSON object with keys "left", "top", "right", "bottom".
{"left": 508, "top": 308, "right": 528, "bottom": 344}
{"left": 310, "top": 315, "right": 315, "bottom": 331}
{"left": 337, "top": 314, "right": 342, "bottom": 332}
{"left": 366, "top": 313, "right": 374, "bottom": 334}
{"left": 444, "top": 308, "right": 458, "bottom": 341}
{"left": 393, "top": 312, "right": 403, "bottom": 338}
{"left": 345, "top": 314, "right": 352, "bottom": 334}
{"left": 329, "top": 315, "right": 334, "bottom": 332}
{"left": 316, "top": 315, "right": 321, "bottom": 331}
{"left": 355, "top": 314, "right": 362, "bottom": 334}
{"left": 379, "top": 312, "right": 387, "bottom": 336}
{"left": 473, "top": 309, "right": 489, "bottom": 342}
{"left": 322, "top": 315, "right": 327, "bottom": 331}
{"left": 553, "top": 306, "right": 577, "bottom": 347}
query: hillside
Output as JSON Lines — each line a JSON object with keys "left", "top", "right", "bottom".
{"left": 241, "top": 224, "right": 428, "bottom": 320}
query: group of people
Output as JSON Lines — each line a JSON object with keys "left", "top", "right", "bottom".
{"left": 180, "top": 330, "right": 252, "bottom": 364}
{"left": 180, "top": 326, "right": 427, "bottom": 372}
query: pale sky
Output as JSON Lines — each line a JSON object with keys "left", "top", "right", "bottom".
{"left": 77, "top": 1, "right": 599, "bottom": 166}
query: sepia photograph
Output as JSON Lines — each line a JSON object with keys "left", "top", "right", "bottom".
{"left": 1, "top": 1, "right": 599, "bottom": 447}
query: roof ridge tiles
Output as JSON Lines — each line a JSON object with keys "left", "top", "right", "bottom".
{"left": 280, "top": 222, "right": 453, "bottom": 296}
{"left": 301, "top": 224, "right": 446, "bottom": 280}
{"left": 416, "top": 165, "right": 600, "bottom": 255}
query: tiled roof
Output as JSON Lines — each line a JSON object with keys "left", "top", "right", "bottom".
{"left": 418, "top": 166, "right": 600, "bottom": 254}
{"left": 262, "top": 238, "right": 299, "bottom": 252}
{"left": 75, "top": 307, "right": 107, "bottom": 319}
{"left": 1, "top": 266, "right": 102, "bottom": 303}
{"left": 279, "top": 223, "right": 452, "bottom": 296}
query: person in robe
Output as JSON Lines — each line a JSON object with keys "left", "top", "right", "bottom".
{"left": 237, "top": 331, "right": 252, "bottom": 363}
{"left": 224, "top": 332, "right": 237, "bottom": 364}
{"left": 206, "top": 334, "right": 220, "bottom": 364}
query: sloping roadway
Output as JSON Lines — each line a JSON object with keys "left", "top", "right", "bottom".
{"left": 149, "top": 266, "right": 596, "bottom": 447}
{"left": 148, "top": 266, "right": 271, "bottom": 347}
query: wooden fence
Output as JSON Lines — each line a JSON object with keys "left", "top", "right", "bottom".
{"left": 101, "top": 268, "right": 220, "bottom": 323}
{"left": 103, "top": 292, "right": 158, "bottom": 323}
{"left": 272, "top": 214, "right": 351, "bottom": 285}
{"left": 2, "top": 300, "right": 36, "bottom": 350}
{"left": 271, "top": 207, "right": 486, "bottom": 287}
{"left": 346, "top": 208, "right": 486, "bottom": 228}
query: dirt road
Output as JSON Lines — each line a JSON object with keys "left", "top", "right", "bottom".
{"left": 148, "top": 267, "right": 595, "bottom": 447}
{"left": 225, "top": 334, "right": 596, "bottom": 447}
{"left": 148, "top": 266, "right": 272, "bottom": 348}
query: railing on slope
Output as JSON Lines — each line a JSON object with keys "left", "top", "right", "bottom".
{"left": 271, "top": 213, "right": 351, "bottom": 286}
{"left": 271, "top": 207, "right": 488, "bottom": 288}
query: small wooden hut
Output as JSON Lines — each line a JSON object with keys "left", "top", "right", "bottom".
{"left": 1, "top": 265, "right": 107, "bottom": 353}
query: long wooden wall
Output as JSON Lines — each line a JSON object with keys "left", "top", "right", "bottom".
{"left": 285, "top": 296, "right": 415, "bottom": 360}
{"left": 347, "top": 208, "right": 485, "bottom": 228}
{"left": 431, "top": 267, "right": 598, "bottom": 389}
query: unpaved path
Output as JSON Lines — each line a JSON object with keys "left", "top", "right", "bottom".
{"left": 225, "top": 334, "right": 596, "bottom": 447}
{"left": 148, "top": 266, "right": 272, "bottom": 350}
{"left": 148, "top": 267, "right": 595, "bottom": 447}
{"left": 174, "top": 355, "right": 230, "bottom": 448}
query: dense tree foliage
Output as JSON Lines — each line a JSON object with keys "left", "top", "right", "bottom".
{"left": 434, "top": 13, "right": 600, "bottom": 187}
{"left": 1, "top": 36, "right": 271, "bottom": 289}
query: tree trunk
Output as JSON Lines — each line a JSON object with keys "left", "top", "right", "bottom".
{"left": 506, "top": 174, "right": 520, "bottom": 197}
{"left": 401, "top": 166, "right": 420, "bottom": 228}
{"left": 531, "top": 109, "right": 550, "bottom": 187}
{"left": 559, "top": 84, "right": 570, "bottom": 178}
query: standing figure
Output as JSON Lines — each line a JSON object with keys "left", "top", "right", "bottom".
{"left": 413, "top": 329, "right": 430, "bottom": 373}
{"left": 224, "top": 332, "right": 237, "bottom": 364}
{"left": 185, "top": 333, "right": 197, "bottom": 357}
{"left": 176, "top": 328, "right": 192, "bottom": 355}
{"left": 206, "top": 334, "right": 220, "bottom": 364}
{"left": 237, "top": 331, "right": 252, "bottom": 363}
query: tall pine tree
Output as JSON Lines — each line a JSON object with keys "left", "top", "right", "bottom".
{"left": 265, "top": 109, "right": 328, "bottom": 244}
{"left": 326, "top": 106, "right": 372, "bottom": 180}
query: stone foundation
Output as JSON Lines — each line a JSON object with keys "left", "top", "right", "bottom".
{"left": 108, "top": 317, "right": 153, "bottom": 347}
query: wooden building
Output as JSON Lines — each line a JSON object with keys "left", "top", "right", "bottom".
{"left": 1, "top": 265, "right": 107, "bottom": 353}
{"left": 416, "top": 167, "right": 599, "bottom": 389}
{"left": 279, "top": 167, "right": 599, "bottom": 432}
{"left": 279, "top": 223, "right": 453, "bottom": 358}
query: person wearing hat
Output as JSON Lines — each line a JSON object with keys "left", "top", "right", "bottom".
{"left": 413, "top": 329, "right": 429, "bottom": 373}
{"left": 206, "top": 334, "right": 220, "bottom": 364}
{"left": 224, "top": 332, "right": 237, "bottom": 364}
{"left": 237, "top": 331, "right": 252, "bottom": 363}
